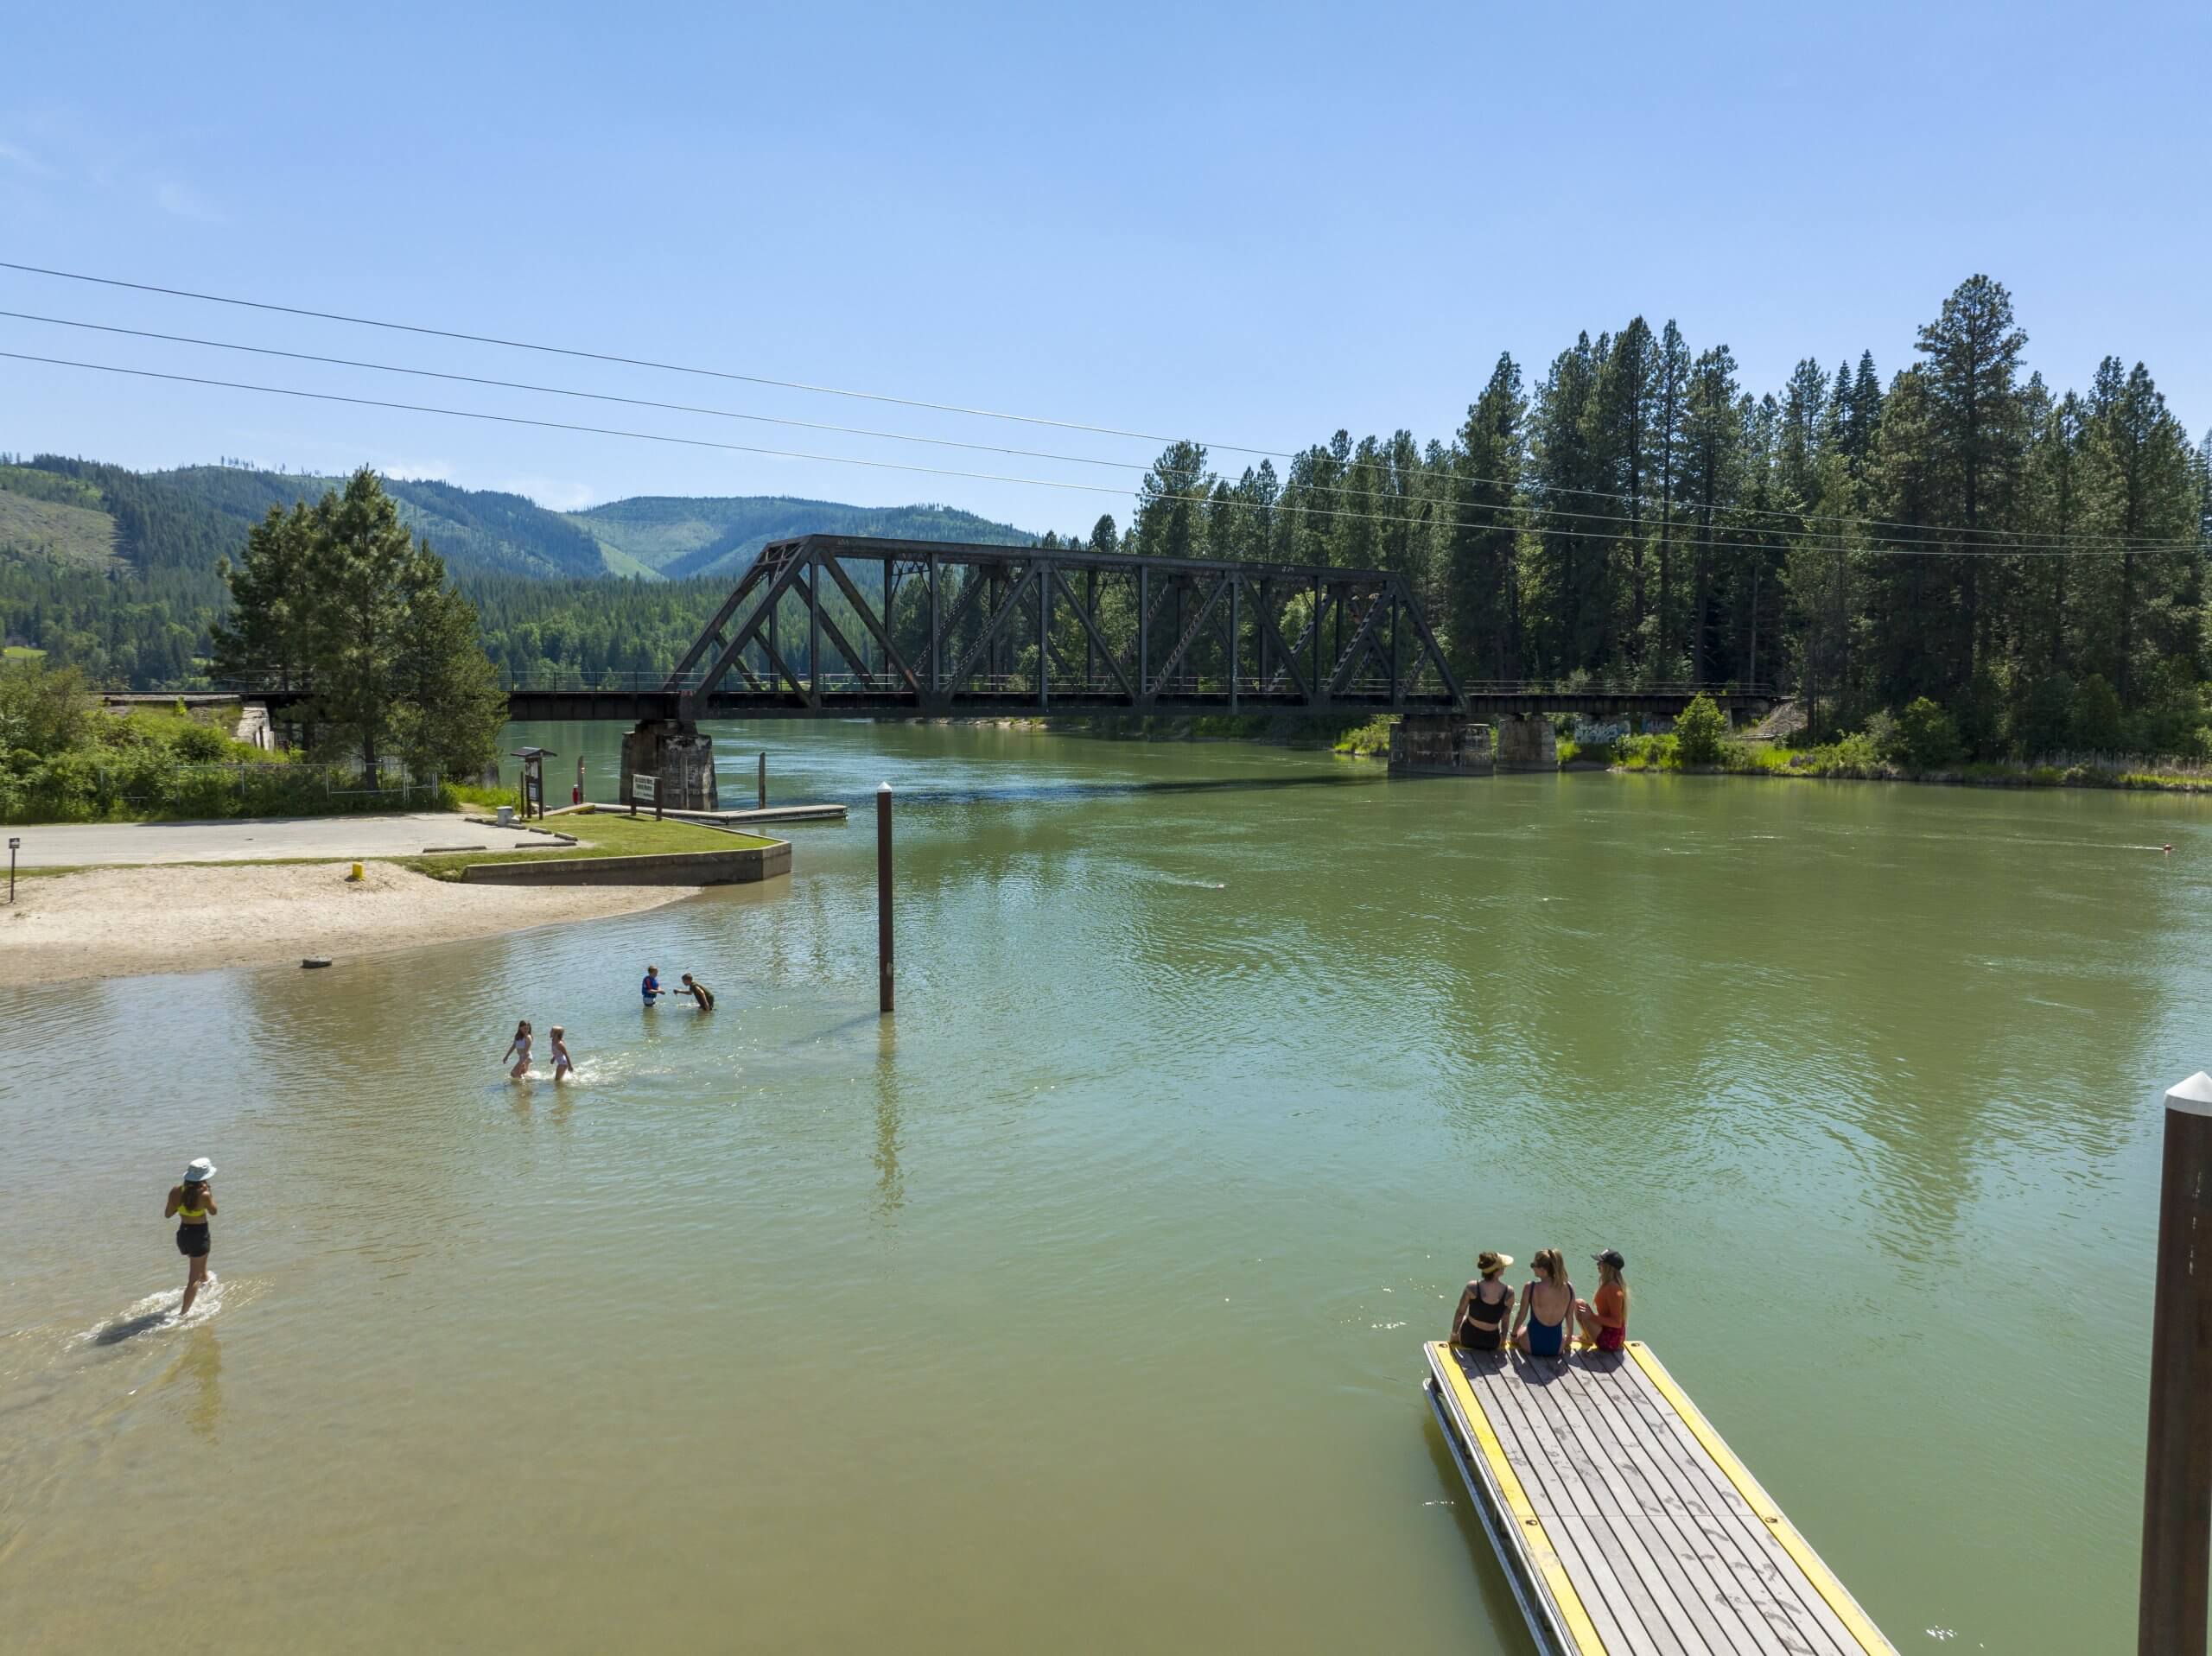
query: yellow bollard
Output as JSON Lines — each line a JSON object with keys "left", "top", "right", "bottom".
{"left": 347, "top": 862, "right": 365, "bottom": 882}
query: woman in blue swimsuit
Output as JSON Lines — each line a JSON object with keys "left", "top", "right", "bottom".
{"left": 1511, "top": 1248, "right": 1574, "bottom": 1358}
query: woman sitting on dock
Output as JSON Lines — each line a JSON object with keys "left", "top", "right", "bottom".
{"left": 1510, "top": 1249, "right": 1574, "bottom": 1359}
{"left": 1450, "top": 1252, "right": 1515, "bottom": 1350}
{"left": 1575, "top": 1249, "right": 1630, "bottom": 1353}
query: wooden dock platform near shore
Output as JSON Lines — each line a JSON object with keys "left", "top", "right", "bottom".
{"left": 658, "top": 803, "right": 848, "bottom": 827}
{"left": 1422, "top": 1341, "right": 1894, "bottom": 1656}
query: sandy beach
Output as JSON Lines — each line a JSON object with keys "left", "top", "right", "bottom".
{"left": 0, "top": 860, "right": 694, "bottom": 987}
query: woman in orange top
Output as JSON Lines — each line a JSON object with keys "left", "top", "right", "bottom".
{"left": 1575, "top": 1248, "right": 1629, "bottom": 1352}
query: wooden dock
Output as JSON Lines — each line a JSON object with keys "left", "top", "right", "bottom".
{"left": 652, "top": 803, "right": 849, "bottom": 827}
{"left": 1422, "top": 1341, "right": 1894, "bottom": 1656}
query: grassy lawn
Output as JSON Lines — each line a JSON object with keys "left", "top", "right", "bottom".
{"left": 3, "top": 644, "right": 48, "bottom": 661}
{"left": 404, "top": 809, "right": 775, "bottom": 879}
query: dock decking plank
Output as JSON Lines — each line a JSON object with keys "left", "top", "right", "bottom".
{"left": 1576, "top": 1355, "right": 1869, "bottom": 1656}
{"left": 1548, "top": 1357, "right": 1853, "bottom": 1656}
{"left": 1479, "top": 1368, "right": 1687, "bottom": 1656}
{"left": 1425, "top": 1342, "right": 1895, "bottom": 1656}
{"left": 1481, "top": 1363, "right": 1702, "bottom": 1656}
{"left": 1539, "top": 1360, "right": 1780, "bottom": 1656}
{"left": 1491, "top": 1356, "right": 1802, "bottom": 1656}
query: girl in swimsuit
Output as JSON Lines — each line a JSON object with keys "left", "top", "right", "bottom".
{"left": 1451, "top": 1251, "right": 1516, "bottom": 1351}
{"left": 549, "top": 1026, "right": 573, "bottom": 1082}
{"left": 504, "top": 1020, "right": 532, "bottom": 1080}
{"left": 1510, "top": 1247, "right": 1573, "bottom": 1359}
{"left": 164, "top": 1158, "right": 218, "bottom": 1318}
{"left": 1576, "top": 1249, "right": 1630, "bottom": 1353}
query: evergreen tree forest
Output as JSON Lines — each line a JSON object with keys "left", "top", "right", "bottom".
{"left": 1045, "top": 276, "right": 2212, "bottom": 760}
{"left": 4, "top": 273, "right": 2206, "bottom": 762}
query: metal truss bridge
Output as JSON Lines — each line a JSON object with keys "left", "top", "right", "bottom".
{"left": 487, "top": 535, "right": 1770, "bottom": 726}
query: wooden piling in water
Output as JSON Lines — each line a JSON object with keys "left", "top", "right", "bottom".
{"left": 2139, "top": 1070, "right": 2212, "bottom": 1654}
{"left": 876, "top": 782, "right": 893, "bottom": 1016}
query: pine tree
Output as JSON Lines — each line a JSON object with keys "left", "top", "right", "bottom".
{"left": 1676, "top": 346, "right": 1742, "bottom": 682}
{"left": 1523, "top": 333, "right": 1614, "bottom": 674}
{"left": 1446, "top": 354, "right": 1526, "bottom": 681}
{"left": 1843, "top": 351, "right": 1884, "bottom": 470}
{"left": 2081, "top": 358, "right": 2200, "bottom": 702}
{"left": 1911, "top": 275, "right": 2030, "bottom": 681}
{"left": 1587, "top": 319, "right": 1657, "bottom": 660}
{"left": 212, "top": 467, "right": 505, "bottom": 779}
{"left": 1778, "top": 358, "right": 1829, "bottom": 507}
{"left": 1650, "top": 321, "right": 1691, "bottom": 670}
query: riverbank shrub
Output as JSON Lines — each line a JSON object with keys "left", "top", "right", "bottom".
{"left": 0, "top": 653, "right": 462, "bottom": 822}
{"left": 1673, "top": 694, "right": 1728, "bottom": 765}
{"left": 1332, "top": 715, "right": 1395, "bottom": 757}
{"left": 1885, "top": 698, "right": 1963, "bottom": 771}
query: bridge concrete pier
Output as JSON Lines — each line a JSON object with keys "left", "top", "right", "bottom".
{"left": 1389, "top": 716, "right": 1495, "bottom": 776}
{"left": 620, "top": 720, "right": 721, "bottom": 812}
{"left": 1493, "top": 714, "right": 1558, "bottom": 772}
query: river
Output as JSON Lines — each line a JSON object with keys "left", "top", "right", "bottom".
{"left": 3, "top": 720, "right": 2205, "bottom": 1652}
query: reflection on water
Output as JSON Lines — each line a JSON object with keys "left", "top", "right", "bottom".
{"left": 162, "top": 1331, "right": 223, "bottom": 1441}
{"left": 1, "top": 718, "right": 2207, "bottom": 1653}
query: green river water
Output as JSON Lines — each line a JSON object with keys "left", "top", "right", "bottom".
{"left": 4, "top": 720, "right": 2207, "bottom": 1653}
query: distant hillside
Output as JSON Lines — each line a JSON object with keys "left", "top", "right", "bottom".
{"left": 572, "top": 496, "right": 1037, "bottom": 581}
{"left": 0, "top": 454, "right": 1044, "bottom": 688}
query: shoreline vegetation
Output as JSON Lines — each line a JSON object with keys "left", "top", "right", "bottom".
{"left": 997, "top": 704, "right": 2212, "bottom": 796}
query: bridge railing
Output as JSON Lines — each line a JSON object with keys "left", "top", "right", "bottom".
{"left": 501, "top": 669, "right": 1427, "bottom": 700}
{"left": 1455, "top": 680, "right": 1777, "bottom": 698}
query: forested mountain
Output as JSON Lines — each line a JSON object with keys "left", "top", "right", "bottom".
{"left": 0, "top": 457, "right": 1037, "bottom": 687}
{"left": 573, "top": 496, "right": 1035, "bottom": 580}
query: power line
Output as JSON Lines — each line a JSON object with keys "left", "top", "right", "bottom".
{"left": 4, "top": 258, "right": 2189, "bottom": 551}
{"left": 3, "top": 310, "right": 2192, "bottom": 558}
{"left": 0, "top": 257, "right": 1190, "bottom": 447}
{"left": 0, "top": 349, "right": 2154, "bottom": 562}
{"left": 0, "top": 309, "right": 1147, "bottom": 477}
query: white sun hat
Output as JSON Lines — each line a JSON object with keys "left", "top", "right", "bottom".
{"left": 184, "top": 1158, "right": 217, "bottom": 1183}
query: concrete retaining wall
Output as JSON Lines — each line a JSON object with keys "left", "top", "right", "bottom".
{"left": 458, "top": 839, "right": 791, "bottom": 887}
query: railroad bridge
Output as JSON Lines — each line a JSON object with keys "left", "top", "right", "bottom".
{"left": 250, "top": 535, "right": 1774, "bottom": 804}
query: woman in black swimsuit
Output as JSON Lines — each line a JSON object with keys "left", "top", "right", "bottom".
{"left": 1450, "top": 1251, "right": 1516, "bottom": 1350}
{"left": 164, "top": 1157, "right": 218, "bottom": 1318}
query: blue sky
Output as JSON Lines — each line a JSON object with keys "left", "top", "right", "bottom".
{"left": 3, "top": 0, "right": 2204, "bottom": 530}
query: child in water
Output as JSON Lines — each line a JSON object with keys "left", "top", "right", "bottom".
{"left": 164, "top": 1158, "right": 218, "bottom": 1318}
{"left": 504, "top": 1020, "right": 532, "bottom": 1079}
{"left": 550, "top": 1026, "right": 574, "bottom": 1082}
{"left": 677, "top": 973, "right": 715, "bottom": 1011}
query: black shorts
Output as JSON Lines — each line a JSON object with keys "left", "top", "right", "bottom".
{"left": 176, "top": 1223, "right": 210, "bottom": 1259}
{"left": 1456, "top": 1321, "right": 1504, "bottom": 1351}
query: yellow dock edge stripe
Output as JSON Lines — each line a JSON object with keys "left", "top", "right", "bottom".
{"left": 1427, "top": 1342, "right": 1609, "bottom": 1656}
{"left": 1625, "top": 1342, "right": 1896, "bottom": 1655}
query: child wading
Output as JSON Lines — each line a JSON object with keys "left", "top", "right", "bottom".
{"left": 165, "top": 1158, "right": 219, "bottom": 1317}
{"left": 504, "top": 1020, "right": 533, "bottom": 1079}
{"left": 550, "top": 1026, "right": 574, "bottom": 1082}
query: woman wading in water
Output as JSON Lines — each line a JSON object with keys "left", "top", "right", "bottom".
{"left": 164, "top": 1158, "right": 218, "bottom": 1318}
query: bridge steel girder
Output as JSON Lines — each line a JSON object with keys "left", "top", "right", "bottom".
{"left": 651, "top": 534, "right": 1469, "bottom": 722}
